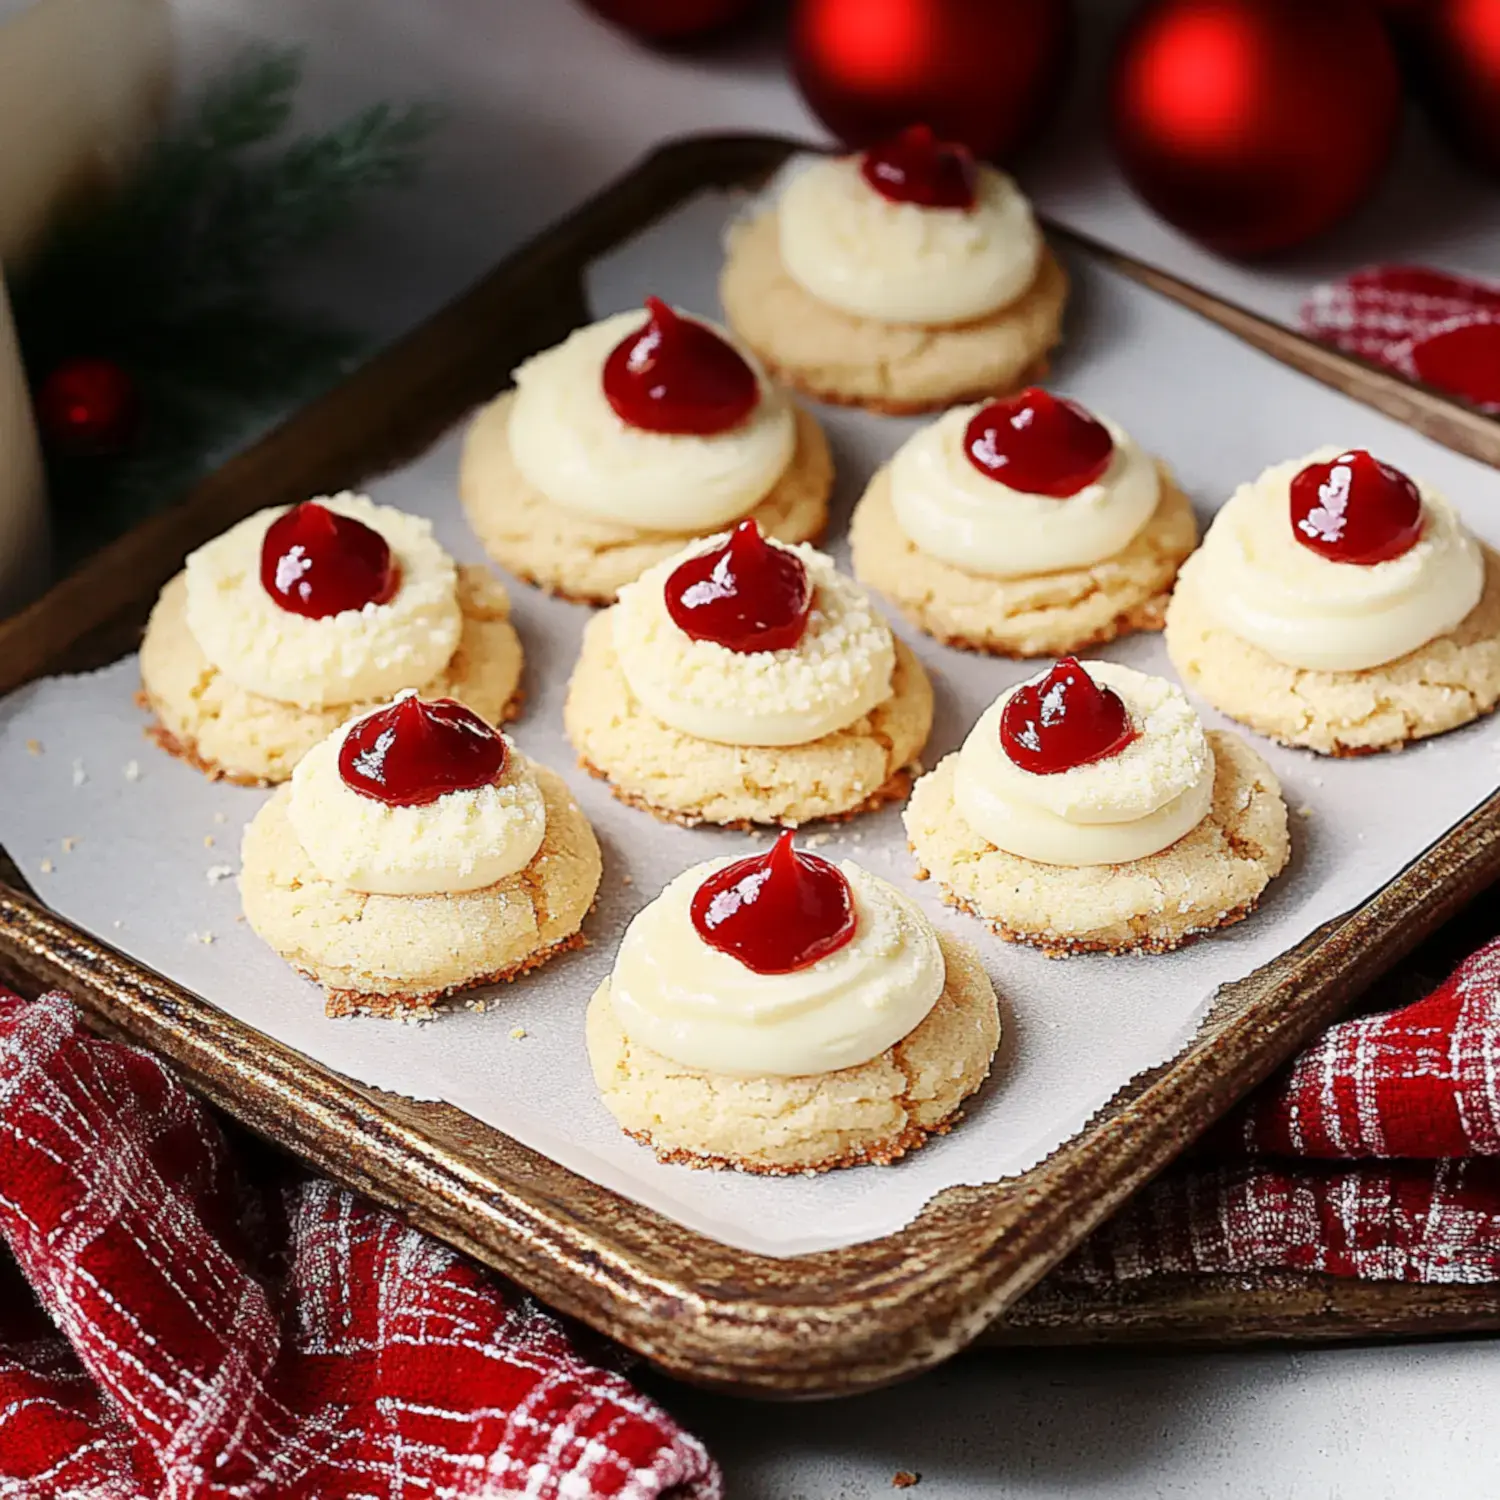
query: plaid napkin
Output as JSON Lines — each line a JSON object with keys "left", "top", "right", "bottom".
{"left": 1300, "top": 264, "right": 1500, "bottom": 414}
{"left": 0, "top": 990, "right": 720, "bottom": 1500}
{"left": 1065, "top": 935, "right": 1500, "bottom": 1286}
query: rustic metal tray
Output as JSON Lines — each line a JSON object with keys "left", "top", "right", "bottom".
{"left": 2, "top": 133, "right": 1498, "bottom": 1397}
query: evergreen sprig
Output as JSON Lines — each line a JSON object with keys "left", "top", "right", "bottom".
{"left": 12, "top": 47, "right": 439, "bottom": 562}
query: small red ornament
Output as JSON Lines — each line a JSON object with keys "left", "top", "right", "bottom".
{"left": 790, "top": 0, "right": 1073, "bottom": 160}
{"left": 690, "top": 830, "right": 858, "bottom": 974}
{"left": 603, "top": 297, "right": 759, "bottom": 435}
{"left": 664, "top": 519, "right": 813, "bottom": 654}
{"left": 578, "top": 0, "right": 757, "bottom": 41}
{"left": 1000, "top": 659, "right": 1137, "bottom": 776}
{"left": 1405, "top": 0, "right": 1500, "bottom": 178}
{"left": 339, "top": 695, "right": 507, "bottom": 807}
{"left": 1288, "top": 450, "right": 1424, "bottom": 566}
{"left": 35, "top": 357, "right": 139, "bottom": 457}
{"left": 261, "top": 502, "right": 400, "bottom": 618}
{"left": 1109, "top": 0, "right": 1402, "bottom": 256}
{"left": 964, "top": 388, "right": 1115, "bottom": 497}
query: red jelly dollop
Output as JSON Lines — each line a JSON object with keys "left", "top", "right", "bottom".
{"left": 1000, "top": 658, "right": 1137, "bottom": 776}
{"left": 1289, "top": 449, "right": 1423, "bottom": 566}
{"left": 602, "top": 296, "right": 759, "bottom": 435}
{"left": 338, "top": 695, "right": 507, "bottom": 807}
{"left": 965, "top": 388, "right": 1116, "bottom": 498}
{"left": 689, "top": 830, "right": 858, "bottom": 975}
{"left": 664, "top": 519, "right": 812, "bottom": 653}
{"left": 860, "top": 124, "right": 978, "bottom": 211}
{"left": 260, "top": 502, "right": 399, "bottom": 618}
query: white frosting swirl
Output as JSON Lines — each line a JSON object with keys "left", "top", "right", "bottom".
{"left": 611, "top": 535, "right": 896, "bottom": 747}
{"left": 1192, "top": 449, "right": 1485, "bottom": 671}
{"left": 888, "top": 403, "right": 1161, "bottom": 577}
{"left": 184, "top": 493, "right": 462, "bottom": 710}
{"left": 608, "top": 858, "right": 944, "bottom": 1077}
{"left": 776, "top": 155, "right": 1043, "bottom": 326}
{"left": 507, "top": 309, "right": 796, "bottom": 530}
{"left": 286, "top": 710, "right": 545, "bottom": 896}
{"left": 954, "top": 662, "right": 1214, "bottom": 868}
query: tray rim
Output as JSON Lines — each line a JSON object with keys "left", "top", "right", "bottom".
{"left": 2, "top": 131, "right": 1499, "bottom": 1398}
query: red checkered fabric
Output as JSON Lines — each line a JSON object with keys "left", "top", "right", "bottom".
{"left": 0, "top": 990, "right": 719, "bottom": 1500}
{"left": 1066, "top": 937, "right": 1500, "bottom": 1286}
{"left": 1300, "top": 265, "right": 1500, "bottom": 414}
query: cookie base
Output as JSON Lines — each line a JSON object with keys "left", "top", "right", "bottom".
{"left": 563, "top": 611, "right": 934, "bottom": 827}
{"left": 1165, "top": 544, "right": 1500, "bottom": 756}
{"left": 319, "top": 928, "right": 588, "bottom": 1019}
{"left": 139, "top": 565, "right": 525, "bottom": 786}
{"left": 904, "top": 731, "right": 1290, "bottom": 957}
{"left": 240, "top": 763, "right": 602, "bottom": 1015}
{"left": 459, "top": 393, "right": 832, "bottom": 604}
{"left": 850, "top": 463, "right": 1199, "bottom": 658}
{"left": 586, "top": 930, "right": 1000, "bottom": 1174}
{"left": 719, "top": 208, "right": 1068, "bottom": 414}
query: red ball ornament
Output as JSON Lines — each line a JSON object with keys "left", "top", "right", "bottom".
{"left": 790, "top": 0, "right": 1073, "bottom": 160}
{"left": 1405, "top": 0, "right": 1500, "bottom": 177}
{"left": 35, "top": 357, "right": 139, "bottom": 457}
{"left": 579, "top": 0, "right": 757, "bottom": 41}
{"left": 1110, "top": 0, "right": 1403, "bottom": 256}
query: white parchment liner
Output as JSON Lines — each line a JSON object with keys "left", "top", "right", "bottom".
{"left": 0, "top": 189, "right": 1496, "bottom": 1257}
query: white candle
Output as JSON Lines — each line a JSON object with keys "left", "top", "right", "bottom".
{"left": 0, "top": 271, "right": 45, "bottom": 611}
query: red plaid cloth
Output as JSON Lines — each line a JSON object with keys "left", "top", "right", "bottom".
{"left": 1067, "top": 936, "right": 1500, "bottom": 1286}
{"left": 0, "top": 991, "right": 719, "bottom": 1500}
{"left": 1301, "top": 264, "right": 1500, "bottom": 414}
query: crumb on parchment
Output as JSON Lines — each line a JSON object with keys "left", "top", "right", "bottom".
{"left": 60, "top": 837, "right": 78, "bottom": 852}
{"left": 206, "top": 865, "right": 234, "bottom": 884}
{"left": 204, "top": 834, "right": 215, "bottom": 848}
{"left": 510, "top": 1027, "right": 527, "bottom": 1040}
{"left": 71, "top": 759, "right": 87, "bottom": 787}
{"left": 25, "top": 739, "right": 41, "bottom": 756}
{"left": 39, "top": 858, "right": 53, "bottom": 874}
{"left": 123, "top": 759, "right": 141, "bottom": 781}
{"left": 892, "top": 1472, "right": 920, "bottom": 1489}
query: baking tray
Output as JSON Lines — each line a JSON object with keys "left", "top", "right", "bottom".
{"left": 1, "top": 133, "right": 1498, "bottom": 1396}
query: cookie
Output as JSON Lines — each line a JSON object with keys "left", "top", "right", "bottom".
{"left": 905, "top": 730, "right": 1289, "bottom": 956}
{"left": 1165, "top": 544, "right": 1500, "bottom": 756}
{"left": 239, "top": 762, "right": 601, "bottom": 1017}
{"left": 140, "top": 565, "right": 523, "bottom": 786}
{"left": 850, "top": 461, "right": 1198, "bottom": 657}
{"left": 719, "top": 208, "right": 1068, "bottom": 415}
{"left": 563, "top": 610, "right": 933, "bottom": 827}
{"left": 459, "top": 391, "right": 832, "bottom": 604}
{"left": 585, "top": 929, "right": 1000, "bottom": 1174}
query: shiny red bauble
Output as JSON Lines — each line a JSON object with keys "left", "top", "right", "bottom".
{"left": 1001, "top": 659, "right": 1137, "bottom": 775}
{"left": 260, "top": 502, "right": 399, "bottom": 619}
{"left": 1110, "top": 0, "right": 1402, "bottom": 256}
{"left": 861, "top": 125, "right": 978, "bottom": 209}
{"left": 664, "top": 520, "right": 813, "bottom": 653}
{"left": 964, "top": 388, "right": 1114, "bottom": 497}
{"left": 339, "top": 696, "right": 507, "bottom": 807}
{"left": 1288, "top": 450, "right": 1424, "bottom": 565}
{"left": 1404, "top": 0, "right": 1500, "bottom": 178}
{"left": 690, "top": 830, "right": 858, "bottom": 975}
{"left": 603, "top": 297, "right": 759, "bottom": 435}
{"left": 578, "top": 0, "right": 757, "bottom": 41}
{"left": 791, "top": 0, "right": 1072, "bottom": 160}
{"left": 35, "top": 357, "right": 139, "bottom": 457}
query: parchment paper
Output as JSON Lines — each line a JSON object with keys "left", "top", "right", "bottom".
{"left": 1, "top": 188, "right": 1496, "bottom": 1257}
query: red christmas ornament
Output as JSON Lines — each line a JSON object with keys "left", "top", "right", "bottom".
{"left": 35, "top": 357, "right": 139, "bottom": 457}
{"left": 1405, "top": 0, "right": 1500, "bottom": 177}
{"left": 579, "top": 0, "right": 757, "bottom": 41}
{"left": 790, "top": 0, "right": 1073, "bottom": 161}
{"left": 1109, "top": 0, "right": 1403, "bottom": 256}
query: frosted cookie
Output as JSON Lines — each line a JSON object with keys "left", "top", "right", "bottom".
{"left": 851, "top": 387, "right": 1198, "bottom": 656}
{"left": 1165, "top": 448, "right": 1500, "bottom": 755}
{"left": 241, "top": 693, "right": 601, "bottom": 1017}
{"left": 564, "top": 521, "right": 932, "bottom": 827}
{"left": 141, "top": 494, "right": 523, "bottom": 785}
{"left": 586, "top": 832, "right": 1001, "bottom": 1173}
{"left": 905, "top": 659, "right": 1289, "bottom": 956}
{"left": 460, "top": 297, "right": 831, "bottom": 603}
{"left": 720, "top": 127, "right": 1067, "bottom": 413}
